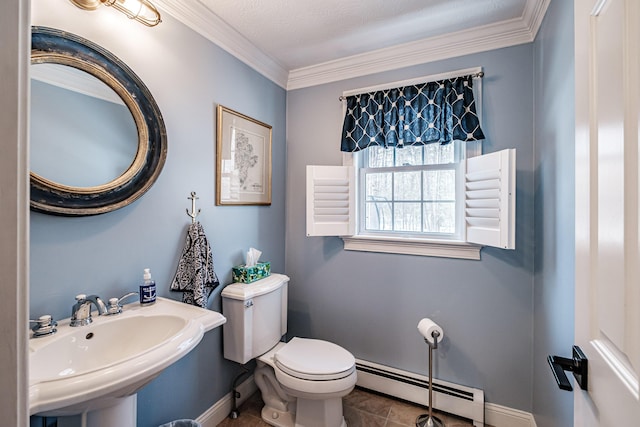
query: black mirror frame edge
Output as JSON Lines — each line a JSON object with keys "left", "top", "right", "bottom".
{"left": 30, "top": 26, "right": 167, "bottom": 216}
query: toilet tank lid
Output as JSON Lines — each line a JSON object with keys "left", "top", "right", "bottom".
{"left": 221, "top": 273, "right": 290, "bottom": 301}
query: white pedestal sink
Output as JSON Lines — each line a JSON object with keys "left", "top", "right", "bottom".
{"left": 29, "top": 297, "right": 226, "bottom": 426}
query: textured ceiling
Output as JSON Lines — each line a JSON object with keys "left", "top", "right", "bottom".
{"left": 198, "top": 0, "right": 528, "bottom": 70}
{"left": 156, "top": 0, "right": 547, "bottom": 88}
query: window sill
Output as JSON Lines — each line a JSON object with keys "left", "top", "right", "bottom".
{"left": 341, "top": 235, "right": 481, "bottom": 260}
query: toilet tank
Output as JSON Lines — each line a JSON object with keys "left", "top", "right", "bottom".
{"left": 221, "top": 273, "right": 290, "bottom": 364}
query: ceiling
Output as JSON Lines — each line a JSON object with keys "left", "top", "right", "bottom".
{"left": 154, "top": 0, "right": 549, "bottom": 89}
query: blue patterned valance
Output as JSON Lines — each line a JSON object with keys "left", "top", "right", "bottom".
{"left": 340, "top": 75, "right": 485, "bottom": 152}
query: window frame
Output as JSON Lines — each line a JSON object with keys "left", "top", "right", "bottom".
{"left": 342, "top": 150, "right": 482, "bottom": 260}
{"left": 358, "top": 146, "right": 464, "bottom": 240}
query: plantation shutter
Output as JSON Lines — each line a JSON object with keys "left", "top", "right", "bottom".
{"left": 464, "top": 149, "right": 516, "bottom": 249}
{"left": 306, "top": 165, "right": 355, "bottom": 236}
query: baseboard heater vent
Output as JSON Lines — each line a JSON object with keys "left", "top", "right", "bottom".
{"left": 355, "top": 359, "right": 485, "bottom": 427}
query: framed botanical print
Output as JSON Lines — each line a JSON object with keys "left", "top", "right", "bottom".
{"left": 216, "top": 105, "right": 272, "bottom": 205}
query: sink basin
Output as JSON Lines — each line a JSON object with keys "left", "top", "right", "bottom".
{"left": 29, "top": 297, "right": 226, "bottom": 417}
{"left": 30, "top": 315, "right": 187, "bottom": 383}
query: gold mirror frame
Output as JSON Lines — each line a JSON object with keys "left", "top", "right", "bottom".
{"left": 30, "top": 26, "right": 167, "bottom": 216}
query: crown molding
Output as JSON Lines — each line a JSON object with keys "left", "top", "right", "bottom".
{"left": 152, "top": 0, "right": 289, "bottom": 88}
{"left": 154, "top": 0, "right": 549, "bottom": 91}
{"left": 287, "top": 1, "right": 550, "bottom": 91}
{"left": 522, "top": 0, "right": 551, "bottom": 37}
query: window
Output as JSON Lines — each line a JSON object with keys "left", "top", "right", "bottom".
{"left": 307, "top": 147, "right": 515, "bottom": 260}
{"left": 361, "top": 142, "right": 463, "bottom": 240}
{"left": 306, "top": 69, "right": 516, "bottom": 260}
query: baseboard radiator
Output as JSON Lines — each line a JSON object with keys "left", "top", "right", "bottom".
{"left": 355, "top": 359, "right": 485, "bottom": 427}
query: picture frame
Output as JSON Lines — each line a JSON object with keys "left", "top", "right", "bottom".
{"left": 216, "top": 105, "right": 272, "bottom": 205}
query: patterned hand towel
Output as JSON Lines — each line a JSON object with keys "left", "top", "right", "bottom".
{"left": 170, "top": 222, "right": 219, "bottom": 307}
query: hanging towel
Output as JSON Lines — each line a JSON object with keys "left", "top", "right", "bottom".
{"left": 170, "top": 221, "right": 219, "bottom": 308}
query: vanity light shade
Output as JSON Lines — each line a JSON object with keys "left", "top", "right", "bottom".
{"left": 69, "top": 0, "right": 161, "bottom": 27}
{"left": 101, "top": 0, "right": 162, "bottom": 27}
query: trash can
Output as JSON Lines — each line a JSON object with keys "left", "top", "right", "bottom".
{"left": 159, "top": 420, "right": 201, "bottom": 427}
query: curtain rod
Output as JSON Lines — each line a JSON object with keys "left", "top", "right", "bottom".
{"left": 338, "top": 71, "right": 484, "bottom": 101}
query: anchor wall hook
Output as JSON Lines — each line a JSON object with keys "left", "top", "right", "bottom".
{"left": 186, "top": 191, "right": 201, "bottom": 223}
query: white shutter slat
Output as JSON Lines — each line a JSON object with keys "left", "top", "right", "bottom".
{"left": 465, "top": 149, "right": 515, "bottom": 249}
{"left": 314, "top": 200, "right": 349, "bottom": 208}
{"left": 306, "top": 165, "right": 355, "bottom": 236}
{"left": 314, "top": 215, "right": 350, "bottom": 222}
{"left": 466, "top": 208, "right": 500, "bottom": 218}
{"left": 466, "top": 198, "right": 500, "bottom": 208}
{"left": 466, "top": 189, "right": 500, "bottom": 199}
{"left": 313, "top": 185, "right": 350, "bottom": 194}
{"left": 314, "top": 208, "right": 350, "bottom": 215}
{"left": 466, "top": 217, "right": 500, "bottom": 227}
{"left": 466, "top": 169, "right": 500, "bottom": 182}
{"left": 314, "top": 179, "right": 349, "bottom": 186}
{"left": 314, "top": 193, "right": 349, "bottom": 200}
{"left": 466, "top": 178, "right": 501, "bottom": 190}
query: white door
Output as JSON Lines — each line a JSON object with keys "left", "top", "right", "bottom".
{"left": 574, "top": 0, "right": 640, "bottom": 424}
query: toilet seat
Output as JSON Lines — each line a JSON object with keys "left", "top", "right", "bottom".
{"left": 274, "top": 337, "right": 356, "bottom": 381}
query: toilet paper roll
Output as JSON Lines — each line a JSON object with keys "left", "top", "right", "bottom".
{"left": 417, "top": 318, "right": 444, "bottom": 345}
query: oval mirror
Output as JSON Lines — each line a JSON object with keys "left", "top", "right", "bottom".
{"left": 30, "top": 26, "right": 167, "bottom": 216}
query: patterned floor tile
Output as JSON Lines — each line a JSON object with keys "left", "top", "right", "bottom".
{"left": 217, "top": 386, "right": 480, "bottom": 427}
{"left": 343, "top": 405, "right": 387, "bottom": 427}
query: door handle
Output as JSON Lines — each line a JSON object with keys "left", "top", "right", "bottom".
{"left": 548, "top": 345, "right": 588, "bottom": 391}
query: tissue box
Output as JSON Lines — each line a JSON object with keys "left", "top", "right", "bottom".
{"left": 232, "top": 262, "right": 271, "bottom": 284}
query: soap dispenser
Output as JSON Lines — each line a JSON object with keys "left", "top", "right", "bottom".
{"left": 140, "top": 268, "right": 157, "bottom": 306}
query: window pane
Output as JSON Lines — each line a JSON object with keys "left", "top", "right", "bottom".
{"left": 359, "top": 142, "right": 463, "bottom": 238}
{"left": 365, "top": 201, "right": 392, "bottom": 230}
{"left": 393, "top": 202, "right": 421, "bottom": 232}
{"left": 423, "top": 170, "right": 455, "bottom": 201}
{"left": 424, "top": 142, "right": 454, "bottom": 165}
{"left": 366, "top": 172, "right": 392, "bottom": 200}
{"left": 394, "top": 171, "right": 421, "bottom": 201}
{"left": 423, "top": 202, "right": 455, "bottom": 233}
{"left": 367, "top": 146, "right": 394, "bottom": 168}
{"left": 395, "top": 146, "right": 423, "bottom": 166}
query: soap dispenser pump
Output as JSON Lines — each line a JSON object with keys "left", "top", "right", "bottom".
{"left": 140, "top": 268, "right": 157, "bottom": 306}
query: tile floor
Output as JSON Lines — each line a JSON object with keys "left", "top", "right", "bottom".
{"left": 217, "top": 386, "right": 485, "bottom": 427}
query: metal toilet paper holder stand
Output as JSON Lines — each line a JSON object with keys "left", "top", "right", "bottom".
{"left": 416, "top": 330, "right": 444, "bottom": 427}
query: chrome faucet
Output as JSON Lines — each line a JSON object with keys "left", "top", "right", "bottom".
{"left": 70, "top": 294, "right": 108, "bottom": 327}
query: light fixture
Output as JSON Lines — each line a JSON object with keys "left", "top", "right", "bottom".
{"left": 69, "top": 0, "right": 162, "bottom": 27}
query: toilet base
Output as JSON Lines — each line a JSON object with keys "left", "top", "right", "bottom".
{"left": 255, "top": 356, "right": 354, "bottom": 427}
{"left": 261, "top": 402, "right": 347, "bottom": 427}
{"left": 261, "top": 405, "right": 295, "bottom": 427}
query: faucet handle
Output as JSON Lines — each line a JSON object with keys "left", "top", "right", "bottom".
{"left": 118, "top": 291, "right": 139, "bottom": 305}
{"left": 29, "top": 315, "right": 57, "bottom": 338}
{"left": 75, "top": 294, "right": 87, "bottom": 302}
{"left": 106, "top": 292, "right": 139, "bottom": 315}
{"left": 107, "top": 298, "right": 122, "bottom": 315}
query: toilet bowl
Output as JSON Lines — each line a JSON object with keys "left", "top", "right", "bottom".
{"left": 221, "top": 274, "right": 357, "bottom": 427}
{"left": 255, "top": 338, "right": 357, "bottom": 427}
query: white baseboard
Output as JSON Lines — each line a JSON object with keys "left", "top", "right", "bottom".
{"left": 194, "top": 375, "right": 537, "bottom": 427}
{"left": 355, "top": 359, "right": 484, "bottom": 425}
{"left": 485, "top": 403, "right": 538, "bottom": 427}
{"left": 196, "top": 376, "right": 257, "bottom": 427}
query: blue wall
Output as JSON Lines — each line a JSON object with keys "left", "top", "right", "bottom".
{"left": 31, "top": 80, "right": 138, "bottom": 187}
{"left": 29, "top": 3, "right": 286, "bottom": 426}
{"left": 532, "top": 0, "right": 575, "bottom": 425}
{"left": 28, "top": 1, "right": 576, "bottom": 424}
{"left": 285, "top": 44, "right": 536, "bottom": 411}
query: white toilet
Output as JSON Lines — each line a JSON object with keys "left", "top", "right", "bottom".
{"left": 222, "top": 274, "right": 357, "bottom": 427}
